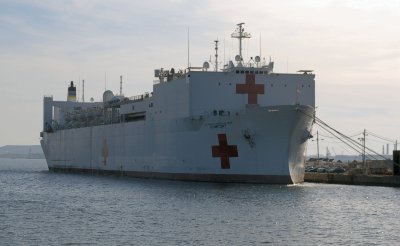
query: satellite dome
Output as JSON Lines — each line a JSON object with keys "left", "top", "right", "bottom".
{"left": 255, "top": 56, "right": 261, "bottom": 62}
{"left": 203, "top": 61, "right": 210, "bottom": 69}
{"left": 103, "top": 90, "right": 114, "bottom": 102}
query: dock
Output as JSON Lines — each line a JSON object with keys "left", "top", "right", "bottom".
{"left": 304, "top": 150, "right": 400, "bottom": 187}
{"left": 304, "top": 173, "right": 400, "bottom": 187}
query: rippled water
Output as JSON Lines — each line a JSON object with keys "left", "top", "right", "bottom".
{"left": 0, "top": 158, "right": 399, "bottom": 245}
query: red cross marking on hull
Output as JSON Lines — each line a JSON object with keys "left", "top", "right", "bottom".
{"left": 236, "top": 74, "right": 264, "bottom": 104}
{"left": 212, "top": 134, "right": 238, "bottom": 169}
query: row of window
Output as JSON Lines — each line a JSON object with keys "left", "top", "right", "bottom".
{"left": 235, "top": 70, "right": 268, "bottom": 74}
{"left": 217, "top": 82, "right": 312, "bottom": 88}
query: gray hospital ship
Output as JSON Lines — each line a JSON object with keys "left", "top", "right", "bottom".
{"left": 40, "top": 23, "right": 315, "bottom": 184}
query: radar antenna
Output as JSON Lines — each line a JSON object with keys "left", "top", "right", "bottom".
{"left": 231, "top": 22, "right": 251, "bottom": 61}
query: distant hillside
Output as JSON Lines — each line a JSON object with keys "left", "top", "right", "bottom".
{"left": 0, "top": 145, "right": 44, "bottom": 159}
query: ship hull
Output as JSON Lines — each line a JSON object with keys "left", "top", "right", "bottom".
{"left": 41, "top": 105, "right": 314, "bottom": 184}
{"left": 48, "top": 167, "right": 292, "bottom": 183}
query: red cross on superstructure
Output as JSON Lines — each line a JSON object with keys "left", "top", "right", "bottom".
{"left": 212, "top": 134, "right": 238, "bottom": 169}
{"left": 236, "top": 74, "right": 265, "bottom": 104}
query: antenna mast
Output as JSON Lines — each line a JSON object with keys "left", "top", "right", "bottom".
{"left": 77, "top": 76, "right": 80, "bottom": 102}
{"left": 120, "top": 75, "right": 123, "bottom": 95}
{"left": 223, "top": 36, "right": 226, "bottom": 67}
{"left": 259, "top": 33, "right": 262, "bottom": 59}
{"left": 82, "top": 79, "right": 85, "bottom": 102}
{"left": 187, "top": 27, "right": 190, "bottom": 69}
{"left": 104, "top": 72, "right": 107, "bottom": 91}
{"left": 231, "top": 22, "right": 251, "bottom": 60}
{"left": 214, "top": 40, "right": 219, "bottom": 71}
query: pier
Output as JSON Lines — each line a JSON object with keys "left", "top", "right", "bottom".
{"left": 304, "top": 150, "right": 400, "bottom": 187}
{"left": 304, "top": 173, "right": 400, "bottom": 187}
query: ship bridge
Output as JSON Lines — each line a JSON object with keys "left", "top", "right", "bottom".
{"left": 154, "top": 23, "right": 274, "bottom": 85}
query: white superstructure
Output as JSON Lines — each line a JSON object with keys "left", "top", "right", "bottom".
{"left": 40, "top": 24, "right": 315, "bottom": 184}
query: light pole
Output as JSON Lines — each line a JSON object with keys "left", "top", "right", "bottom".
{"left": 358, "top": 129, "right": 368, "bottom": 175}
{"left": 312, "top": 131, "right": 324, "bottom": 160}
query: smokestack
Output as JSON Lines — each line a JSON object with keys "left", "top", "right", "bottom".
{"left": 67, "top": 81, "right": 77, "bottom": 102}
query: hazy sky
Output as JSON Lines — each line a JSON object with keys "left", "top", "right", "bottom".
{"left": 1, "top": 0, "right": 399, "bottom": 156}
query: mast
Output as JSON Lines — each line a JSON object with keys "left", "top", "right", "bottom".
{"left": 362, "top": 129, "right": 367, "bottom": 174}
{"left": 82, "top": 80, "right": 85, "bottom": 102}
{"left": 259, "top": 33, "right": 262, "bottom": 60}
{"left": 363, "top": 129, "right": 366, "bottom": 170}
{"left": 120, "top": 75, "right": 123, "bottom": 95}
{"left": 357, "top": 129, "right": 368, "bottom": 174}
{"left": 231, "top": 22, "right": 251, "bottom": 61}
{"left": 317, "top": 131, "right": 320, "bottom": 159}
{"left": 187, "top": 27, "right": 190, "bottom": 68}
{"left": 104, "top": 72, "right": 107, "bottom": 91}
{"left": 214, "top": 40, "right": 219, "bottom": 71}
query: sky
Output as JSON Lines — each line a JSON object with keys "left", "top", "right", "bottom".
{"left": 0, "top": 0, "right": 399, "bottom": 156}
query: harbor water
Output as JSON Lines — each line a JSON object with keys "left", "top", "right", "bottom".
{"left": 0, "top": 158, "right": 399, "bottom": 245}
